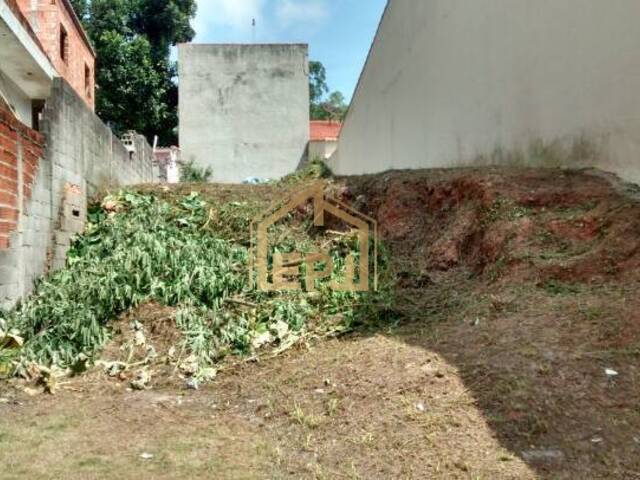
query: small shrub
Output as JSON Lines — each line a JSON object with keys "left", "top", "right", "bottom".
{"left": 180, "top": 160, "right": 213, "bottom": 183}
{"left": 280, "top": 159, "right": 333, "bottom": 185}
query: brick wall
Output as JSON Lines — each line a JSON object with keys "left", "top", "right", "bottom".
{"left": 16, "top": 0, "right": 95, "bottom": 109}
{"left": 0, "top": 107, "right": 44, "bottom": 250}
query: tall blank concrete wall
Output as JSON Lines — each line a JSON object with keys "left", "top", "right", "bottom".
{"left": 0, "top": 78, "right": 154, "bottom": 307}
{"left": 331, "top": 0, "right": 640, "bottom": 185}
{"left": 179, "top": 44, "right": 309, "bottom": 183}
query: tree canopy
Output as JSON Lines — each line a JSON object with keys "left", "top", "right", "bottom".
{"left": 309, "top": 61, "right": 348, "bottom": 121}
{"left": 70, "top": 0, "right": 196, "bottom": 146}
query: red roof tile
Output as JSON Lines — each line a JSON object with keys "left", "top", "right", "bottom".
{"left": 310, "top": 120, "right": 342, "bottom": 141}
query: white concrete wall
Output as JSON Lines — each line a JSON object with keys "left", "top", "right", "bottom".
{"left": 331, "top": 0, "right": 640, "bottom": 185}
{"left": 309, "top": 140, "right": 338, "bottom": 161}
{"left": 179, "top": 44, "right": 310, "bottom": 183}
{"left": 0, "top": 73, "right": 32, "bottom": 124}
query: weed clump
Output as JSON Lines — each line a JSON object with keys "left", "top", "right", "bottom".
{"left": 180, "top": 160, "right": 213, "bottom": 182}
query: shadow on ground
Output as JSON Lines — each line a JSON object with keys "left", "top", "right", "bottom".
{"left": 342, "top": 167, "right": 640, "bottom": 479}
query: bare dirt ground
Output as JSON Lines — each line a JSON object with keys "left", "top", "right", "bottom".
{"left": 1, "top": 167, "right": 639, "bottom": 479}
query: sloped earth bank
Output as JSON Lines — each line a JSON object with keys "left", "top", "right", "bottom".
{"left": 1, "top": 167, "right": 640, "bottom": 479}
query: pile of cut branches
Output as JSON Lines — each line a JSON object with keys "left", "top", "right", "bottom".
{"left": 0, "top": 186, "right": 393, "bottom": 381}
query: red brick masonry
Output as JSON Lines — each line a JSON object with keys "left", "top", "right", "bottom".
{"left": 15, "top": 0, "right": 96, "bottom": 109}
{"left": 0, "top": 107, "right": 44, "bottom": 249}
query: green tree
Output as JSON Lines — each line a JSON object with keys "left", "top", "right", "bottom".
{"left": 319, "top": 91, "right": 348, "bottom": 121}
{"left": 130, "top": 0, "right": 196, "bottom": 141}
{"left": 309, "top": 61, "right": 329, "bottom": 105}
{"left": 68, "top": 0, "right": 88, "bottom": 20}
{"left": 309, "top": 61, "right": 348, "bottom": 121}
{"left": 93, "top": 31, "right": 167, "bottom": 135}
{"left": 71, "top": 0, "right": 196, "bottom": 145}
{"left": 131, "top": 0, "right": 196, "bottom": 63}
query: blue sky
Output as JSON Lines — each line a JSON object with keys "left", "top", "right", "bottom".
{"left": 192, "top": 0, "right": 388, "bottom": 101}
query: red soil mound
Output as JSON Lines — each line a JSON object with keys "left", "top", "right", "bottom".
{"left": 338, "top": 167, "right": 640, "bottom": 285}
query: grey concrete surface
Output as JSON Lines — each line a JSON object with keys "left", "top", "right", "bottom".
{"left": 179, "top": 43, "right": 310, "bottom": 183}
{"left": 330, "top": 0, "right": 640, "bottom": 185}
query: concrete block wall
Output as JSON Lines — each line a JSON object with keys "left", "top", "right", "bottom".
{"left": 0, "top": 78, "right": 155, "bottom": 308}
{"left": 179, "top": 44, "right": 310, "bottom": 183}
{"left": 51, "top": 182, "right": 84, "bottom": 270}
{"left": 0, "top": 102, "right": 46, "bottom": 304}
{"left": 43, "top": 80, "right": 155, "bottom": 196}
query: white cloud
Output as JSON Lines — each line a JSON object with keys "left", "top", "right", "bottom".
{"left": 275, "top": 0, "right": 329, "bottom": 27}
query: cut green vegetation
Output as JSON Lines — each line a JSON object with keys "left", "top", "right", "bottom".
{"left": 0, "top": 181, "right": 393, "bottom": 381}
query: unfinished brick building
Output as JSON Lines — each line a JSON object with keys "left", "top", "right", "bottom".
{"left": 0, "top": 0, "right": 155, "bottom": 306}
{"left": 15, "top": 0, "right": 95, "bottom": 109}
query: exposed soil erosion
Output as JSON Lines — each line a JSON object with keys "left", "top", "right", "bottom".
{"left": 338, "top": 167, "right": 640, "bottom": 284}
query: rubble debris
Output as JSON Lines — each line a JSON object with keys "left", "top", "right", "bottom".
{"left": 185, "top": 377, "right": 199, "bottom": 390}
{"left": 521, "top": 448, "right": 565, "bottom": 463}
{"left": 178, "top": 355, "right": 199, "bottom": 376}
{"left": 252, "top": 331, "right": 274, "bottom": 350}
{"left": 131, "top": 369, "right": 152, "bottom": 390}
{"left": 200, "top": 368, "right": 217, "bottom": 382}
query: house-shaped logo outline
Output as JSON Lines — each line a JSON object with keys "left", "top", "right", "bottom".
{"left": 249, "top": 181, "right": 378, "bottom": 292}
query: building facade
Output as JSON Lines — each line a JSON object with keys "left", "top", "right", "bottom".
{"left": 154, "top": 146, "right": 181, "bottom": 184}
{"left": 330, "top": 0, "right": 640, "bottom": 186}
{"left": 0, "top": 0, "right": 57, "bottom": 127}
{"left": 179, "top": 44, "right": 310, "bottom": 183}
{"left": 309, "top": 120, "right": 341, "bottom": 161}
{"left": 15, "top": 0, "right": 95, "bottom": 109}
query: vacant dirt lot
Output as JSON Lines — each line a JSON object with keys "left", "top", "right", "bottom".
{"left": 1, "top": 167, "right": 639, "bottom": 479}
